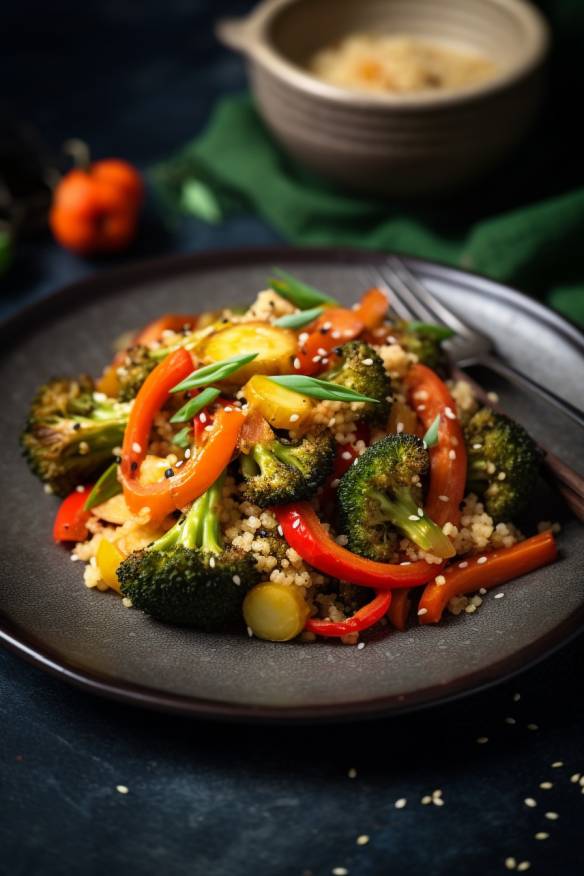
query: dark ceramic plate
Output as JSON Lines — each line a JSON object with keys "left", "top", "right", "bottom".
{"left": 1, "top": 248, "right": 583, "bottom": 723}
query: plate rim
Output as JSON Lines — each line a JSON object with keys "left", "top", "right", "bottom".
{"left": 1, "top": 245, "right": 582, "bottom": 723}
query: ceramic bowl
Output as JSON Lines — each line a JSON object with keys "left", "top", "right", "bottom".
{"left": 217, "top": 0, "right": 550, "bottom": 197}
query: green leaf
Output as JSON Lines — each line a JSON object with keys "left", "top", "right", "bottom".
{"left": 406, "top": 321, "right": 455, "bottom": 341}
{"left": 170, "top": 387, "right": 220, "bottom": 424}
{"left": 173, "top": 426, "right": 192, "bottom": 448}
{"left": 423, "top": 414, "right": 441, "bottom": 448}
{"left": 170, "top": 353, "right": 258, "bottom": 393}
{"left": 268, "top": 375, "right": 379, "bottom": 405}
{"left": 269, "top": 268, "right": 337, "bottom": 309}
{"left": 83, "top": 462, "right": 121, "bottom": 511}
{"left": 273, "top": 306, "right": 325, "bottom": 329}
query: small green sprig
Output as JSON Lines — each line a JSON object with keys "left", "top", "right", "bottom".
{"left": 423, "top": 414, "right": 441, "bottom": 448}
{"left": 406, "top": 322, "right": 455, "bottom": 341}
{"left": 273, "top": 306, "right": 325, "bottom": 329}
{"left": 172, "top": 426, "right": 192, "bottom": 448}
{"left": 84, "top": 462, "right": 121, "bottom": 511}
{"left": 269, "top": 268, "right": 337, "bottom": 309}
{"left": 268, "top": 375, "right": 379, "bottom": 405}
{"left": 170, "top": 353, "right": 258, "bottom": 394}
{"left": 170, "top": 387, "right": 221, "bottom": 424}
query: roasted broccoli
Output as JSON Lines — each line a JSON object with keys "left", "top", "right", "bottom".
{"left": 117, "top": 476, "right": 260, "bottom": 628}
{"left": 465, "top": 407, "right": 541, "bottom": 521}
{"left": 116, "top": 345, "right": 158, "bottom": 401}
{"left": 21, "top": 377, "right": 130, "bottom": 497}
{"left": 392, "top": 322, "right": 449, "bottom": 375}
{"left": 338, "top": 434, "right": 455, "bottom": 561}
{"left": 240, "top": 429, "right": 335, "bottom": 508}
{"left": 322, "top": 341, "right": 391, "bottom": 423}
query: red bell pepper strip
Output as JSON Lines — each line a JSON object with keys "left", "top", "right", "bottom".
{"left": 275, "top": 502, "right": 442, "bottom": 589}
{"left": 120, "top": 349, "right": 244, "bottom": 522}
{"left": 353, "top": 287, "right": 388, "bottom": 330}
{"left": 418, "top": 531, "right": 558, "bottom": 624}
{"left": 387, "top": 588, "right": 412, "bottom": 631}
{"left": 295, "top": 308, "right": 364, "bottom": 375}
{"left": 405, "top": 364, "right": 467, "bottom": 528}
{"left": 305, "top": 591, "right": 392, "bottom": 637}
{"left": 53, "top": 486, "right": 93, "bottom": 542}
{"left": 133, "top": 313, "right": 198, "bottom": 347}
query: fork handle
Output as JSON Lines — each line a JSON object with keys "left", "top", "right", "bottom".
{"left": 478, "top": 354, "right": 584, "bottom": 429}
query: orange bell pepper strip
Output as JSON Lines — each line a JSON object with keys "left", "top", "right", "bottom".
{"left": 387, "top": 588, "right": 412, "bottom": 631}
{"left": 133, "top": 313, "right": 198, "bottom": 347}
{"left": 53, "top": 486, "right": 93, "bottom": 542}
{"left": 353, "top": 287, "right": 389, "bottom": 330}
{"left": 305, "top": 590, "right": 392, "bottom": 637}
{"left": 275, "top": 502, "right": 442, "bottom": 590}
{"left": 295, "top": 308, "right": 364, "bottom": 375}
{"left": 418, "top": 531, "right": 558, "bottom": 624}
{"left": 120, "top": 349, "right": 244, "bottom": 522}
{"left": 405, "top": 364, "right": 467, "bottom": 528}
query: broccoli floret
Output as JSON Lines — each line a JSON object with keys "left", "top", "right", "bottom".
{"left": 116, "top": 345, "right": 158, "bottom": 402}
{"left": 465, "top": 407, "right": 542, "bottom": 521}
{"left": 240, "top": 430, "right": 335, "bottom": 508}
{"left": 322, "top": 341, "right": 391, "bottom": 423}
{"left": 21, "top": 377, "right": 130, "bottom": 496}
{"left": 117, "top": 476, "right": 260, "bottom": 628}
{"left": 338, "top": 434, "right": 455, "bottom": 561}
{"left": 393, "top": 322, "right": 449, "bottom": 375}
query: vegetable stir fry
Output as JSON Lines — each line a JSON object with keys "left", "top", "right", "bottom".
{"left": 21, "top": 271, "right": 558, "bottom": 644}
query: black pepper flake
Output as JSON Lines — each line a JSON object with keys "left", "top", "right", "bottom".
{"left": 320, "top": 326, "right": 330, "bottom": 335}
{"left": 130, "top": 461, "right": 138, "bottom": 472}
{"left": 73, "top": 423, "right": 81, "bottom": 431}
{"left": 164, "top": 468, "right": 175, "bottom": 479}
{"left": 332, "top": 346, "right": 342, "bottom": 355}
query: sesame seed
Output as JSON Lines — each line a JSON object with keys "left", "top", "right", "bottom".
{"left": 505, "top": 717, "right": 516, "bottom": 725}
{"left": 438, "top": 495, "right": 449, "bottom": 502}
{"left": 477, "top": 556, "right": 488, "bottom": 565}
{"left": 417, "top": 404, "right": 426, "bottom": 411}
{"left": 472, "top": 443, "right": 483, "bottom": 449}
{"left": 131, "top": 442, "right": 142, "bottom": 453}
{"left": 527, "top": 723, "right": 539, "bottom": 731}
{"left": 289, "top": 414, "right": 300, "bottom": 423}
{"left": 232, "top": 575, "right": 241, "bottom": 586}
{"left": 476, "top": 737, "right": 489, "bottom": 744}
{"left": 293, "top": 357, "right": 301, "bottom": 369}
{"left": 277, "top": 525, "right": 284, "bottom": 537}
{"left": 246, "top": 626, "right": 253, "bottom": 637}
{"left": 199, "top": 412, "right": 207, "bottom": 423}
{"left": 396, "top": 422, "right": 404, "bottom": 433}
{"left": 331, "top": 479, "right": 340, "bottom": 489}
{"left": 458, "top": 561, "right": 468, "bottom": 569}
{"left": 479, "top": 587, "right": 487, "bottom": 594}
{"left": 435, "top": 575, "right": 446, "bottom": 586}
{"left": 409, "top": 514, "right": 420, "bottom": 521}
{"left": 122, "top": 597, "right": 132, "bottom": 608}
{"left": 332, "top": 867, "right": 348, "bottom": 875}
{"left": 513, "top": 693, "right": 521, "bottom": 702}
{"left": 223, "top": 406, "right": 233, "bottom": 412}
{"left": 356, "top": 835, "right": 369, "bottom": 846}
{"left": 116, "top": 785, "right": 129, "bottom": 795}
{"left": 544, "top": 812, "right": 559, "bottom": 820}
{"left": 209, "top": 556, "right": 216, "bottom": 568}
{"left": 448, "top": 449, "right": 456, "bottom": 460}
{"left": 580, "top": 777, "right": 584, "bottom": 787}
{"left": 551, "top": 761, "right": 563, "bottom": 768}
{"left": 539, "top": 782, "right": 553, "bottom": 789}
{"left": 292, "top": 518, "right": 300, "bottom": 529}
{"left": 331, "top": 330, "right": 341, "bottom": 339}
{"left": 417, "top": 507, "right": 424, "bottom": 517}
{"left": 487, "top": 391, "right": 499, "bottom": 403}
{"left": 417, "top": 608, "right": 428, "bottom": 616}
{"left": 517, "top": 863, "right": 531, "bottom": 872}
{"left": 394, "top": 798, "right": 407, "bottom": 809}
{"left": 534, "top": 832, "right": 549, "bottom": 841}
{"left": 348, "top": 768, "right": 357, "bottom": 778}
{"left": 505, "top": 857, "right": 517, "bottom": 870}
{"left": 362, "top": 358, "right": 373, "bottom": 366}
{"left": 204, "top": 425, "right": 214, "bottom": 432}
{"left": 421, "top": 795, "right": 432, "bottom": 805}
{"left": 317, "top": 347, "right": 328, "bottom": 357}
{"left": 342, "top": 451, "right": 352, "bottom": 460}
{"left": 524, "top": 798, "right": 537, "bottom": 808}
{"left": 184, "top": 448, "right": 191, "bottom": 459}
{"left": 322, "top": 322, "right": 332, "bottom": 332}
{"left": 444, "top": 406, "right": 456, "bottom": 420}
{"left": 43, "top": 484, "right": 54, "bottom": 494}
{"left": 494, "top": 593, "right": 505, "bottom": 599}
{"left": 299, "top": 333, "right": 309, "bottom": 344}
{"left": 400, "top": 561, "right": 411, "bottom": 566}
{"left": 357, "top": 642, "right": 365, "bottom": 650}
{"left": 498, "top": 472, "right": 507, "bottom": 480}
{"left": 75, "top": 485, "right": 85, "bottom": 493}
{"left": 312, "top": 355, "right": 321, "bottom": 363}
{"left": 570, "top": 773, "right": 581, "bottom": 783}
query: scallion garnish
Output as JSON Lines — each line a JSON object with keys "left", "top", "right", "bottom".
{"left": 406, "top": 322, "right": 455, "bottom": 341}
{"left": 273, "top": 305, "right": 325, "bottom": 329}
{"left": 83, "top": 462, "right": 121, "bottom": 511}
{"left": 173, "top": 426, "right": 192, "bottom": 448}
{"left": 267, "top": 375, "right": 379, "bottom": 404}
{"left": 423, "top": 414, "right": 441, "bottom": 448}
{"left": 170, "top": 353, "right": 258, "bottom": 394}
{"left": 170, "top": 387, "right": 220, "bottom": 424}
{"left": 269, "top": 268, "right": 337, "bottom": 309}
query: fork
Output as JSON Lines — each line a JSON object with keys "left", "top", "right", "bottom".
{"left": 374, "top": 256, "right": 584, "bottom": 521}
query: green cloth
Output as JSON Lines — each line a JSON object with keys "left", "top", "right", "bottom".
{"left": 152, "top": 1, "right": 584, "bottom": 328}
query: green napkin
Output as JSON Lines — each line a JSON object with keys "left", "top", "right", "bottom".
{"left": 152, "top": 1, "right": 584, "bottom": 328}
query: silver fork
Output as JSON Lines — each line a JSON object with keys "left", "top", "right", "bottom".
{"left": 376, "top": 256, "right": 584, "bottom": 429}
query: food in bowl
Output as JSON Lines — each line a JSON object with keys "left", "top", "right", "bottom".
{"left": 309, "top": 34, "right": 498, "bottom": 94}
{"left": 22, "top": 270, "right": 557, "bottom": 644}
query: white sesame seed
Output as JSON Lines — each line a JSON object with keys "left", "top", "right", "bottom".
{"left": 317, "top": 347, "right": 328, "bottom": 357}
{"left": 476, "top": 737, "right": 489, "bottom": 744}
{"left": 477, "top": 556, "right": 488, "bottom": 565}
{"left": 362, "top": 358, "right": 374, "bottom": 366}
{"left": 487, "top": 391, "right": 499, "bottom": 403}
{"left": 444, "top": 406, "right": 456, "bottom": 420}
{"left": 312, "top": 355, "right": 321, "bottom": 363}
{"left": 472, "top": 443, "right": 483, "bottom": 450}
{"left": 433, "top": 797, "right": 444, "bottom": 807}
{"left": 209, "top": 556, "right": 216, "bottom": 568}
{"left": 199, "top": 412, "right": 207, "bottom": 423}
{"left": 534, "top": 832, "right": 549, "bottom": 841}
{"left": 513, "top": 693, "right": 521, "bottom": 702}
{"left": 246, "top": 626, "right": 253, "bottom": 637}
{"left": 175, "top": 460, "right": 184, "bottom": 468}
{"left": 357, "top": 642, "right": 365, "bottom": 650}
{"left": 570, "top": 773, "right": 581, "bottom": 783}
{"left": 409, "top": 514, "right": 420, "bottom": 521}
{"left": 289, "top": 414, "right": 300, "bottom": 423}
{"left": 322, "top": 322, "right": 332, "bottom": 331}
{"left": 551, "top": 761, "right": 563, "bottom": 768}
{"left": 524, "top": 798, "right": 537, "bottom": 808}
{"left": 131, "top": 442, "right": 142, "bottom": 454}
{"left": 122, "top": 597, "right": 132, "bottom": 608}
{"left": 396, "top": 422, "right": 404, "bottom": 434}
{"left": 223, "top": 405, "right": 233, "bottom": 412}
{"left": 505, "top": 717, "right": 516, "bottom": 725}
{"left": 494, "top": 593, "right": 505, "bottom": 599}
{"left": 232, "top": 575, "right": 241, "bottom": 586}
{"left": 435, "top": 575, "right": 446, "bottom": 586}
{"left": 356, "top": 835, "right": 369, "bottom": 846}
{"left": 417, "top": 404, "right": 426, "bottom": 411}
{"left": 417, "top": 608, "right": 428, "bottom": 616}
{"left": 348, "top": 768, "right": 357, "bottom": 778}
{"left": 70, "top": 554, "right": 80, "bottom": 562}
{"left": 400, "top": 561, "right": 411, "bottom": 566}
{"left": 544, "top": 812, "right": 559, "bottom": 820}
{"left": 517, "top": 863, "right": 531, "bottom": 872}
{"left": 331, "top": 330, "right": 341, "bottom": 339}
{"left": 204, "top": 425, "right": 214, "bottom": 432}
{"left": 334, "top": 534, "right": 348, "bottom": 546}
{"left": 75, "top": 484, "right": 85, "bottom": 493}
{"left": 293, "top": 357, "right": 301, "bottom": 369}
{"left": 458, "top": 561, "right": 468, "bottom": 569}
{"left": 505, "top": 857, "right": 517, "bottom": 870}
{"left": 43, "top": 484, "right": 54, "bottom": 494}
{"left": 498, "top": 471, "right": 507, "bottom": 480}
{"left": 580, "top": 777, "right": 584, "bottom": 787}
{"left": 527, "top": 723, "right": 539, "bottom": 731}
{"left": 394, "top": 798, "right": 407, "bottom": 809}
{"left": 298, "top": 332, "right": 309, "bottom": 344}
{"left": 479, "top": 587, "right": 487, "bottom": 595}
{"left": 184, "top": 448, "right": 191, "bottom": 459}
{"left": 417, "top": 507, "right": 424, "bottom": 517}
{"left": 332, "top": 868, "right": 348, "bottom": 875}
{"left": 342, "top": 451, "right": 352, "bottom": 460}
{"left": 292, "top": 518, "right": 300, "bottom": 529}
{"left": 448, "top": 449, "right": 456, "bottom": 460}
{"left": 539, "top": 782, "right": 553, "bottom": 790}
{"left": 438, "top": 495, "right": 449, "bottom": 502}
{"left": 277, "top": 525, "right": 284, "bottom": 537}
{"left": 116, "top": 785, "right": 129, "bottom": 795}
{"left": 421, "top": 795, "right": 432, "bottom": 805}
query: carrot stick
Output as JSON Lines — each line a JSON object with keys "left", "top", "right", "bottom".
{"left": 418, "top": 531, "right": 558, "bottom": 624}
{"left": 387, "top": 588, "right": 412, "bottom": 631}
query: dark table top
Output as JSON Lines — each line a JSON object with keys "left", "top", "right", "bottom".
{"left": 1, "top": 2, "right": 583, "bottom": 874}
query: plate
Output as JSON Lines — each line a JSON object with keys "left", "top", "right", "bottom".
{"left": 1, "top": 248, "right": 583, "bottom": 723}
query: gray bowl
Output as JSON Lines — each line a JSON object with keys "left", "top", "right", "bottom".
{"left": 217, "top": 0, "right": 550, "bottom": 197}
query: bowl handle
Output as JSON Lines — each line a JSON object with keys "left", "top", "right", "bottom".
{"left": 215, "top": 17, "right": 256, "bottom": 53}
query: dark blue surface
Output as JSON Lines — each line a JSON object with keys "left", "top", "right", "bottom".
{"left": 1, "top": 3, "right": 583, "bottom": 874}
